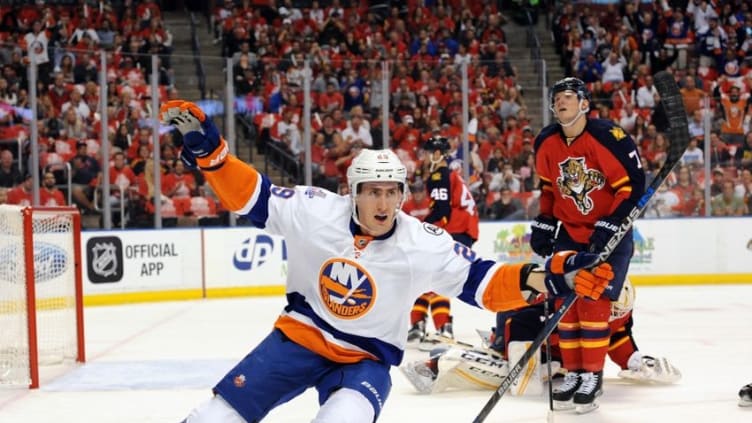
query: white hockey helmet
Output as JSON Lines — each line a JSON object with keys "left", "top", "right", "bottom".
{"left": 610, "top": 277, "right": 636, "bottom": 321}
{"left": 346, "top": 148, "right": 407, "bottom": 225}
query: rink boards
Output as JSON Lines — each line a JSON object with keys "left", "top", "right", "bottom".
{"left": 79, "top": 218, "right": 752, "bottom": 305}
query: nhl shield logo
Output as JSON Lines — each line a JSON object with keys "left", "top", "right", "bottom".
{"left": 87, "top": 236, "right": 123, "bottom": 283}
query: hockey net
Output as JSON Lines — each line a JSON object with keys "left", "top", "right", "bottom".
{"left": 0, "top": 205, "right": 85, "bottom": 389}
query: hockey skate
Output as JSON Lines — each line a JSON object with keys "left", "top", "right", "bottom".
{"left": 419, "top": 318, "right": 457, "bottom": 351}
{"left": 438, "top": 318, "right": 454, "bottom": 339}
{"left": 618, "top": 354, "right": 681, "bottom": 384}
{"left": 552, "top": 371, "right": 581, "bottom": 410}
{"left": 407, "top": 318, "right": 427, "bottom": 344}
{"left": 739, "top": 383, "right": 752, "bottom": 407}
{"left": 399, "top": 360, "right": 437, "bottom": 394}
{"left": 573, "top": 371, "right": 603, "bottom": 414}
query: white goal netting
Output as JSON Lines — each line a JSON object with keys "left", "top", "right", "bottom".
{"left": 0, "top": 205, "right": 81, "bottom": 387}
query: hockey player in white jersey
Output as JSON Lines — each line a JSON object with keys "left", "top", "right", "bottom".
{"left": 160, "top": 100, "right": 615, "bottom": 423}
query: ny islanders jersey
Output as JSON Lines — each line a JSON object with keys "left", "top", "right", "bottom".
{"left": 200, "top": 154, "right": 532, "bottom": 366}
{"left": 534, "top": 119, "right": 645, "bottom": 243}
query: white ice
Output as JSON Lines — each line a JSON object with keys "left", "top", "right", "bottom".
{"left": 1, "top": 284, "right": 751, "bottom": 423}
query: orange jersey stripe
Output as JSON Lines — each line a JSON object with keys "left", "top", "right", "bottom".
{"left": 202, "top": 154, "right": 260, "bottom": 212}
{"left": 274, "top": 315, "right": 377, "bottom": 364}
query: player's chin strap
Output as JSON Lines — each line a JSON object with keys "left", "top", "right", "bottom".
{"left": 552, "top": 99, "right": 587, "bottom": 128}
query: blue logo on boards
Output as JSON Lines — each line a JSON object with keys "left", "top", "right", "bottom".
{"left": 0, "top": 242, "right": 69, "bottom": 283}
{"left": 233, "top": 235, "right": 286, "bottom": 270}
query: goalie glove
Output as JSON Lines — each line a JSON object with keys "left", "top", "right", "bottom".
{"left": 159, "top": 100, "right": 228, "bottom": 170}
{"left": 544, "top": 250, "right": 614, "bottom": 300}
{"left": 618, "top": 353, "right": 681, "bottom": 384}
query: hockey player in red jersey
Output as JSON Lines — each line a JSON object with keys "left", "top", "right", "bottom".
{"left": 159, "top": 100, "right": 614, "bottom": 423}
{"left": 531, "top": 77, "right": 646, "bottom": 413}
{"left": 407, "top": 136, "right": 480, "bottom": 345}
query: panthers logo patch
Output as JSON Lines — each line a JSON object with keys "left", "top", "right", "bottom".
{"left": 319, "top": 258, "right": 376, "bottom": 319}
{"left": 556, "top": 157, "right": 605, "bottom": 214}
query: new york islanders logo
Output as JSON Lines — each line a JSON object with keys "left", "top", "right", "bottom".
{"left": 556, "top": 157, "right": 605, "bottom": 214}
{"left": 319, "top": 258, "right": 376, "bottom": 319}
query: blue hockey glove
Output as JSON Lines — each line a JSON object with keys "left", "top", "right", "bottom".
{"left": 588, "top": 216, "right": 621, "bottom": 253}
{"left": 530, "top": 215, "right": 557, "bottom": 257}
{"left": 544, "top": 250, "right": 614, "bottom": 300}
{"left": 159, "top": 100, "right": 227, "bottom": 170}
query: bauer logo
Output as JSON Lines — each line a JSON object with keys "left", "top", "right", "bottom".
{"left": 0, "top": 243, "right": 68, "bottom": 284}
{"left": 318, "top": 258, "right": 376, "bottom": 320}
{"left": 87, "top": 237, "right": 123, "bottom": 283}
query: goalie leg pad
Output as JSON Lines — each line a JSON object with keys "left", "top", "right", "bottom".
{"left": 399, "top": 360, "right": 437, "bottom": 394}
{"left": 433, "top": 347, "right": 508, "bottom": 393}
{"left": 617, "top": 353, "right": 681, "bottom": 384}
{"left": 507, "top": 341, "right": 544, "bottom": 396}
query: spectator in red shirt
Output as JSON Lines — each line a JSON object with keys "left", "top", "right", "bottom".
{"left": 401, "top": 179, "right": 431, "bottom": 221}
{"left": 7, "top": 173, "right": 33, "bottom": 206}
{"left": 110, "top": 151, "right": 137, "bottom": 191}
{"left": 162, "top": 160, "right": 197, "bottom": 199}
{"left": 318, "top": 82, "right": 344, "bottom": 114}
{"left": 40, "top": 171, "right": 66, "bottom": 206}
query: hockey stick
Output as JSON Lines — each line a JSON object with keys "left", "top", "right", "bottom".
{"left": 472, "top": 71, "right": 690, "bottom": 423}
{"left": 544, "top": 299, "right": 554, "bottom": 421}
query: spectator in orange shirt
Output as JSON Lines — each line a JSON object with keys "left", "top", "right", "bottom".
{"left": 680, "top": 75, "right": 707, "bottom": 116}
{"left": 671, "top": 165, "right": 697, "bottom": 216}
{"left": 40, "top": 171, "right": 66, "bottom": 206}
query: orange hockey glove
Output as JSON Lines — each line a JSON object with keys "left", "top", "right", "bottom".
{"left": 544, "top": 250, "right": 614, "bottom": 300}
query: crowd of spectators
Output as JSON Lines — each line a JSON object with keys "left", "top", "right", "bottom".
{"left": 220, "top": 0, "right": 751, "bottom": 221}
{"left": 0, "top": 0, "right": 224, "bottom": 227}
{"left": 550, "top": 0, "right": 751, "bottom": 217}
{"left": 1, "top": 0, "right": 751, "bottom": 227}
{"left": 216, "top": 0, "right": 540, "bottom": 219}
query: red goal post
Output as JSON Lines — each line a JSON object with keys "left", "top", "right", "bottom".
{"left": 0, "top": 205, "right": 85, "bottom": 389}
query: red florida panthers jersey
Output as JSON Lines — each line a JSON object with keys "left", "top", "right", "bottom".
{"left": 534, "top": 119, "right": 645, "bottom": 243}
{"left": 424, "top": 166, "right": 480, "bottom": 241}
